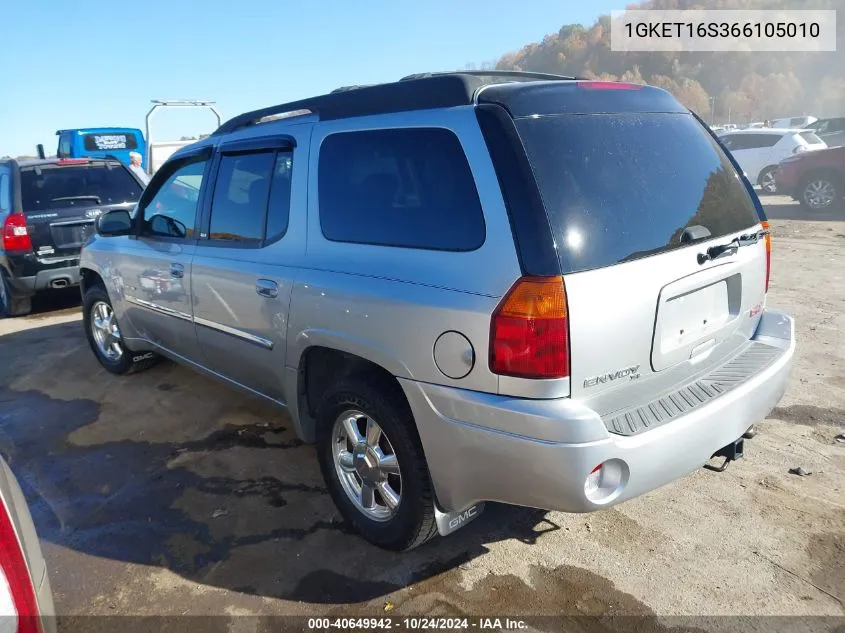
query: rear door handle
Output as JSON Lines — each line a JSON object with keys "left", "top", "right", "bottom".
{"left": 256, "top": 279, "right": 278, "bottom": 298}
{"left": 170, "top": 263, "right": 184, "bottom": 278}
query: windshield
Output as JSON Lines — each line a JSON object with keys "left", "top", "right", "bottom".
{"left": 516, "top": 112, "right": 761, "bottom": 274}
{"left": 21, "top": 162, "right": 143, "bottom": 211}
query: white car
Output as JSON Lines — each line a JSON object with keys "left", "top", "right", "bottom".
{"left": 719, "top": 128, "right": 827, "bottom": 193}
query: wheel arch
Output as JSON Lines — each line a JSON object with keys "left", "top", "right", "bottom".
{"left": 290, "top": 336, "right": 412, "bottom": 443}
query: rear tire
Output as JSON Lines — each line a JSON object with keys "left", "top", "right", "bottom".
{"left": 0, "top": 270, "right": 31, "bottom": 318}
{"left": 315, "top": 374, "right": 438, "bottom": 551}
{"left": 758, "top": 166, "right": 778, "bottom": 194}
{"left": 82, "top": 284, "right": 158, "bottom": 375}
{"left": 799, "top": 173, "right": 840, "bottom": 211}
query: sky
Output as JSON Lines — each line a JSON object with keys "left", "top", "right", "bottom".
{"left": 0, "top": 0, "right": 618, "bottom": 157}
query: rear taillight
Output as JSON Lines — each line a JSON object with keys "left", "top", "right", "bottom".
{"left": 0, "top": 494, "right": 42, "bottom": 632}
{"left": 761, "top": 220, "right": 772, "bottom": 292}
{"left": 792, "top": 145, "right": 807, "bottom": 154}
{"left": 490, "top": 276, "right": 569, "bottom": 379}
{"left": 2, "top": 214, "right": 32, "bottom": 252}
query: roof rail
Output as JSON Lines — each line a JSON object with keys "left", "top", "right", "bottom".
{"left": 212, "top": 71, "right": 575, "bottom": 137}
{"left": 399, "top": 70, "right": 576, "bottom": 82}
{"left": 331, "top": 85, "right": 376, "bottom": 93}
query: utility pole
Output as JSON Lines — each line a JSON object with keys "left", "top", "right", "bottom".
{"left": 709, "top": 96, "right": 717, "bottom": 124}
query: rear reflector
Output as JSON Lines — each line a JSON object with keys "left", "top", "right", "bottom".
{"left": 761, "top": 220, "right": 772, "bottom": 292}
{"left": 490, "top": 276, "right": 569, "bottom": 379}
{"left": 577, "top": 81, "right": 643, "bottom": 91}
{"left": 2, "top": 214, "right": 32, "bottom": 252}
{"left": 0, "top": 489, "right": 42, "bottom": 632}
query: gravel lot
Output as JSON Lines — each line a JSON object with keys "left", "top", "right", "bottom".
{"left": 0, "top": 196, "right": 842, "bottom": 625}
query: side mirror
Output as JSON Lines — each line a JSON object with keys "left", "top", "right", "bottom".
{"left": 96, "top": 209, "right": 133, "bottom": 237}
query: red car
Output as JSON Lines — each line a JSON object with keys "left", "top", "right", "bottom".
{"left": 776, "top": 145, "right": 844, "bottom": 211}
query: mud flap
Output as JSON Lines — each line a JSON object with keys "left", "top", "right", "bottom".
{"left": 434, "top": 501, "right": 485, "bottom": 536}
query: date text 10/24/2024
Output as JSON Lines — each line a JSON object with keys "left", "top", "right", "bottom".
{"left": 307, "top": 618, "right": 528, "bottom": 630}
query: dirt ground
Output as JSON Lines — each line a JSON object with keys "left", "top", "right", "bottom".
{"left": 0, "top": 196, "right": 843, "bottom": 626}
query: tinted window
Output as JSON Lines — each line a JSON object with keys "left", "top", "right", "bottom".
{"left": 20, "top": 162, "right": 142, "bottom": 211}
{"left": 516, "top": 113, "right": 760, "bottom": 274}
{"left": 141, "top": 157, "right": 206, "bottom": 239}
{"left": 800, "top": 131, "right": 823, "bottom": 145}
{"left": 266, "top": 152, "right": 293, "bottom": 241}
{"left": 58, "top": 135, "right": 71, "bottom": 157}
{"left": 319, "top": 128, "right": 485, "bottom": 251}
{"left": 0, "top": 170, "right": 9, "bottom": 213}
{"left": 209, "top": 152, "right": 274, "bottom": 242}
{"left": 83, "top": 133, "right": 138, "bottom": 151}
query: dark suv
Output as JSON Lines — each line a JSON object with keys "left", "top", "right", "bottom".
{"left": 0, "top": 157, "right": 144, "bottom": 316}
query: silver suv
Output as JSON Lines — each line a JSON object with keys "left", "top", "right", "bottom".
{"left": 80, "top": 72, "right": 795, "bottom": 551}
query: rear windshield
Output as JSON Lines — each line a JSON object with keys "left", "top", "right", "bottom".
{"left": 516, "top": 113, "right": 761, "bottom": 273}
{"left": 799, "top": 131, "right": 823, "bottom": 145}
{"left": 83, "top": 133, "right": 138, "bottom": 151}
{"left": 21, "top": 162, "right": 143, "bottom": 211}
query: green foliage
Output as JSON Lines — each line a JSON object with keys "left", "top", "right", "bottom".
{"left": 496, "top": 0, "right": 844, "bottom": 121}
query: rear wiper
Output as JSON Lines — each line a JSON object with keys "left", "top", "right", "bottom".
{"left": 50, "top": 195, "right": 102, "bottom": 204}
{"left": 697, "top": 228, "right": 770, "bottom": 265}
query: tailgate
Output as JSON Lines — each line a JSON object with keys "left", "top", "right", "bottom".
{"left": 512, "top": 102, "right": 767, "bottom": 413}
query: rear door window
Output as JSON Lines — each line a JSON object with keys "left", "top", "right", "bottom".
{"left": 516, "top": 112, "right": 761, "bottom": 274}
{"left": 208, "top": 152, "right": 274, "bottom": 243}
{"left": 20, "top": 162, "right": 143, "bottom": 211}
{"left": 318, "top": 128, "right": 485, "bottom": 251}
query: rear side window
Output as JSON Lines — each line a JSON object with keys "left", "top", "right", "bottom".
{"left": 20, "top": 163, "right": 143, "bottom": 211}
{"left": 722, "top": 134, "right": 779, "bottom": 150}
{"left": 318, "top": 128, "right": 485, "bottom": 251}
{"left": 516, "top": 113, "right": 761, "bottom": 274}
{"left": 83, "top": 133, "right": 138, "bottom": 151}
{"left": 800, "top": 131, "right": 823, "bottom": 145}
{"left": 0, "top": 169, "right": 10, "bottom": 213}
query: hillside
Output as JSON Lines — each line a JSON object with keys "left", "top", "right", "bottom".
{"left": 495, "top": 0, "right": 845, "bottom": 122}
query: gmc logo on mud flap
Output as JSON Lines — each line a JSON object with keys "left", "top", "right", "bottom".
{"left": 132, "top": 353, "right": 155, "bottom": 363}
{"left": 584, "top": 365, "right": 641, "bottom": 389}
{"left": 448, "top": 505, "right": 479, "bottom": 530}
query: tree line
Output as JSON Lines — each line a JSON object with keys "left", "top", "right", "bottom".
{"left": 493, "top": 0, "right": 844, "bottom": 123}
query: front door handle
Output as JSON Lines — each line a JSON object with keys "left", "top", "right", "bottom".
{"left": 170, "top": 263, "right": 184, "bottom": 278}
{"left": 256, "top": 279, "right": 278, "bottom": 298}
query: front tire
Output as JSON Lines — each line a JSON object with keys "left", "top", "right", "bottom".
{"left": 315, "top": 374, "right": 438, "bottom": 551}
{"left": 82, "top": 284, "right": 158, "bottom": 375}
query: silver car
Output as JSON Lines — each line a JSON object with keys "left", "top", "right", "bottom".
{"left": 79, "top": 71, "right": 795, "bottom": 551}
{"left": 0, "top": 456, "right": 55, "bottom": 632}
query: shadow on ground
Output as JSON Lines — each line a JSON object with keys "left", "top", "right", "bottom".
{"left": 0, "top": 320, "right": 561, "bottom": 609}
{"left": 760, "top": 195, "right": 845, "bottom": 223}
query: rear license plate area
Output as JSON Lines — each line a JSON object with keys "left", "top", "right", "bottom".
{"left": 652, "top": 272, "right": 742, "bottom": 371}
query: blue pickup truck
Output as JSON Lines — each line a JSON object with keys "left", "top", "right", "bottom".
{"left": 56, "top": 128, "right": 146, "bottom": 170}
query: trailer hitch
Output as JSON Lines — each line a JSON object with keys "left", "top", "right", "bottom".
{"left": 704, "top": 438, "right": 745, "bottom": 472}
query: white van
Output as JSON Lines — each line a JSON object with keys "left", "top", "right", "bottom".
{"left": 771, "top": 115, "right": 818, "bottom": 129}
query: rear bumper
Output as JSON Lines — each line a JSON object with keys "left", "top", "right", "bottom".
{"left": 402, "top": 309, "right": 795, "bottom": 513}
{"left": 4, "top": 253, "right": 80, "bottom": 296}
